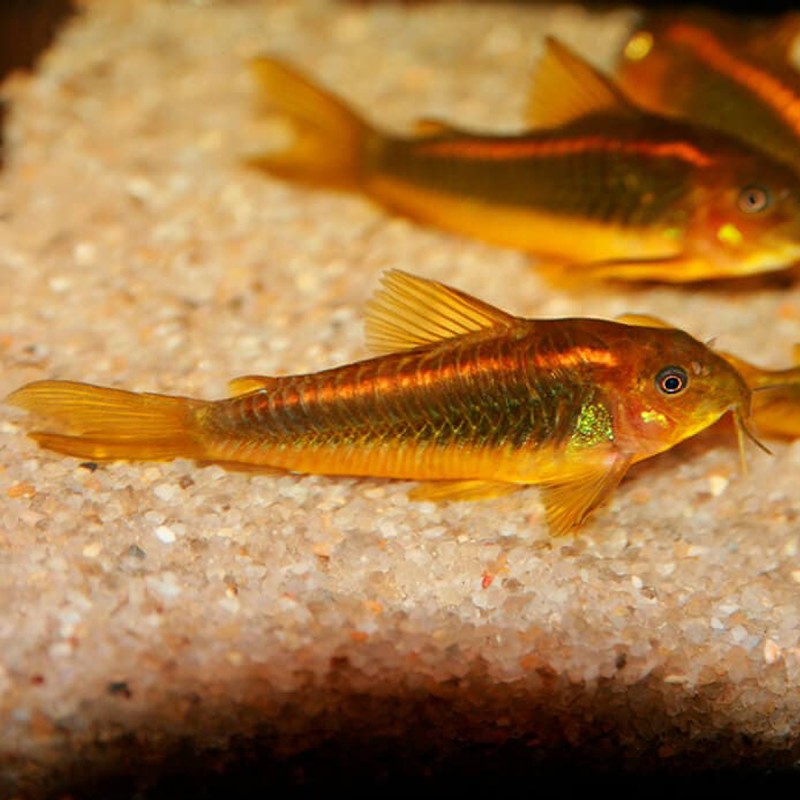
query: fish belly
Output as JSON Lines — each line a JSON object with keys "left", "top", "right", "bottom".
{"left": 366, "top": 174, "right": 679, "bottom": 265}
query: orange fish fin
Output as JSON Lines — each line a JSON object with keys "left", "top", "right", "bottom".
{"left": 227, "top": 375, "right": 279, "bottom": 396}
{"left": 413, "top": 117, "right": 469, "bottom": 136}
{"left": 792, "top": 344, "right": 800, "bottom": 365}
{"left": 719, "top": 351, "right": 762, "bottom": 385}
{"left": 364, "top": 269, "right": 516, "bottom": 354}
{"left": 6, "top": 380, "right": 204, "bottom": 462}
{"left": 615, "top": 313, "right": 675, "bottom": 329}
{"left": 196, "top": 459, "right": 288, "bottom": 475}
{"left": 527, "top": 36, "right": 637, "bottom": 128}
{"left": 539, "top": 457, "right": 632, "bottom": 536}
{"left": 409, "top": 479, "right": 521, "bottom": 503}
{"left": 750, "top": 398, "right": 800, "bottom": 440}
{"left": 247, "top": 56, "right": 372, "bottom": 190}
{"left": 569, "top": 253, "right": 705, "bottom": 283}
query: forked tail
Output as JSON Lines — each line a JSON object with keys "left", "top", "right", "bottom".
{"left": 6, "top": 380, "right": 207, "bottom": 462}
{"left": 247, "top": 56, "right": 373, "bottom": 189}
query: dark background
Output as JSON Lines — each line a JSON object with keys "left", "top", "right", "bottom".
{"left": 3, "top": 0, "right": 800, "bottom": 86}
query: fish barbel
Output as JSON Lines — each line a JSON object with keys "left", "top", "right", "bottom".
{"left": 248, "top": 38, "right": 800, "bottom": 282}
{"left": 616, "top": 9, "right": 800, "bottom": 174}
{"left": 720, "top": 344, "right": 800, "bottom": 440}
{"left": 618, "top": 312, "right": 800, "bottom": 441}
{"left": 7, "top": 271, "right": 753, "bottom": 535}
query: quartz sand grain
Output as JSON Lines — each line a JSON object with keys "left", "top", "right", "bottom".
{"left": 1, "top": 0, "right": 800, "bottom": 793}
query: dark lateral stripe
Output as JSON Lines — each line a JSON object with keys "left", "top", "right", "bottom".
{"left": 416, "top": 134, "right": 714, "bottom": 167}
{"left": 666, "top": 22, "right": 800, "bottom": 134}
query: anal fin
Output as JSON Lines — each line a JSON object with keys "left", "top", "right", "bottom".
{"left": 196, "top": 458, "right": 288, "bottom": 475}
{"left": 409, "top": 479, "right": 521, "bottom": 503}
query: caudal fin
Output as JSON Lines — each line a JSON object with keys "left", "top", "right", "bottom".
{"left": 248, "top": 56, "right": 372, "bottom": 190}
{"left": 6, "top": 380, "right": 206, "bottom": 462}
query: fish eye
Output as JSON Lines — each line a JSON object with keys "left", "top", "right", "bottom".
{"left": 655, "top": 366, "right": 689, "bottom": 395}
{"left": 737, "top": 185, "right": 771, "bottom": 214}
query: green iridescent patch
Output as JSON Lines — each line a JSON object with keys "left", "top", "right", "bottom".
{"left": 572, "top": 401, "right": 614, "bottom": 447}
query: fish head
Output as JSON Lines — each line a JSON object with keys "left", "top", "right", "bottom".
{"left": 683, "top": 155, "right": 800, "bottom": 278}
{"left": 610, "top": 325, "right": 752, "bottom": 460}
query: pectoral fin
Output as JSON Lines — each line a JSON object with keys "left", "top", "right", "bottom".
{"left": 539, "top": 457, "right": 632, "bottom": 536}
{"left": 566, "top": 254, "right": 708, "bottom": 283}
{"left": 409, "top": 479, "right": 521, "bottom": 503}
{"left": 538, "top": 251, "right": 695, "bottom": 285}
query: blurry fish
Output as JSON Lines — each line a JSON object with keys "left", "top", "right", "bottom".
{"left": 7, "top": 271, "right": 756, "bottom": 535}
{"left": 720, "top": 344, "right": 800, "bottom": 440}
{"left": 248, "top": 38, "right": 800, "bottom": 282}
{"left": 616, "top": 9, "right": 800, "bottom": 173}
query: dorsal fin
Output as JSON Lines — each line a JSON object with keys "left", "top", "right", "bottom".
{"left": 409, "top": 478, "right": 520, "bottom": 503}
{"left": 527, "top": 36, "right": 637, "bottom": 128}
{"left": 364, "top": 270, "right": 516, "bottom": 355}
{"left": 615, "top": 312, "right": 674, "bottom": 329}
{"left": 227, "top": 375, "right": 279, "bottom": 396}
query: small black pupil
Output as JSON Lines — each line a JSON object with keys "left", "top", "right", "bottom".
{"left": 657, "top": 367, "right": 687, "bottom": 394}
{"left": 740, "top": 186, "right": 768, "bottom": 212}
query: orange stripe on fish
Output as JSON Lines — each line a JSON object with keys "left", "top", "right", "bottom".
{"left": 530, "top": 346, "right": 620, "bottom": 370}
{"left": 416, "top": 135, "right": 715, "bottom": 168}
